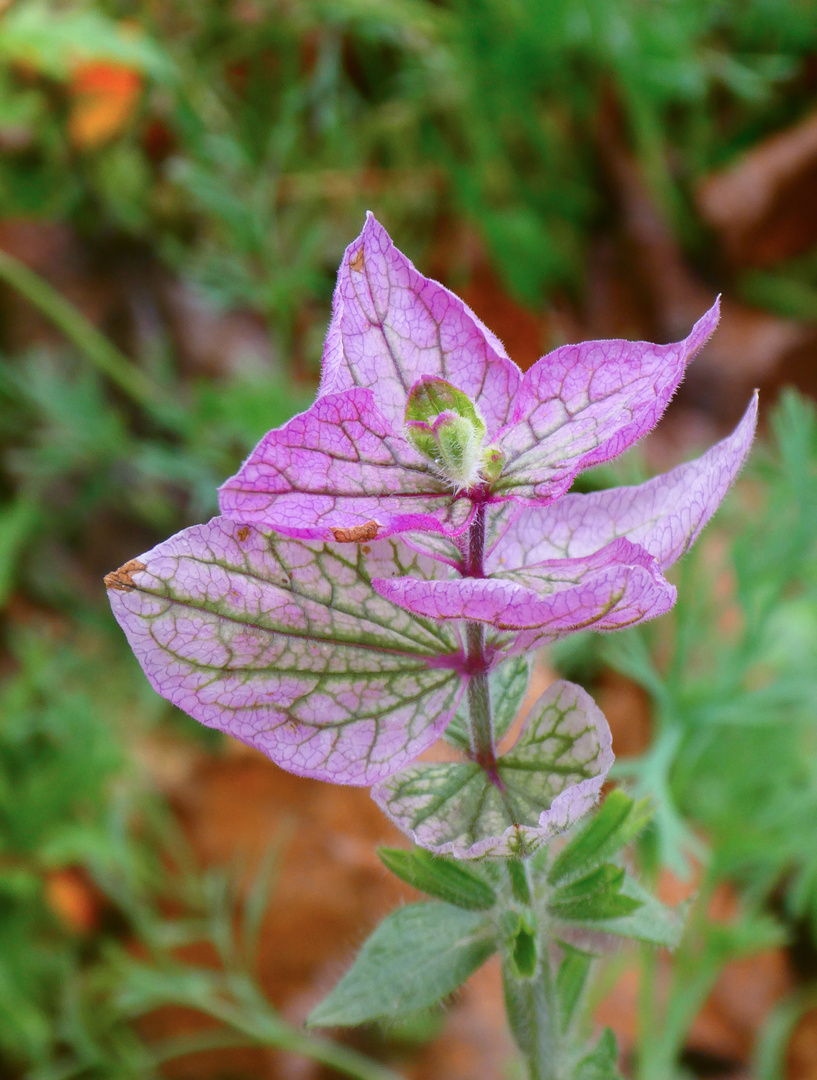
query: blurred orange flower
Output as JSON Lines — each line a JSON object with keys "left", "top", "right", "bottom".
{"left": 68, "top": 60, "right": 142, "bottom": 148}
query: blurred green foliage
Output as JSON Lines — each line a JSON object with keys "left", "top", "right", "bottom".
{"left": 2, "top": 0, "right": 817, "bottom": 1075}
{"left": 554, "top": 392, "right": 817, "bottom": 1077}
{"left": 0, "top": 628, "right": 397, "bottom": 1077}
{"left": 2, "top": 0, "right": 817, "bottom": 315}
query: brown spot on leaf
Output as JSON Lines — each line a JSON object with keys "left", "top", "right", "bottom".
{"left": 236, "top": 526, "right": 251, "bottom": 542}
{"left": 104, "top": 559, "right": 146, "bottom": 591}
{"left": 349, "top": 247, "right": 365, "bottom": 272}
{"left": 330, "top": 520, "right": 380, "bottom": 543}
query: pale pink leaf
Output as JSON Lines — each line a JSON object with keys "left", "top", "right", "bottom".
{"left": 487, "top": 392, "right": 758, "bottom": 571}
{"left": 494, "top": 301, "right": 720, "bottom": 500}
{"left": 106, "top": 519, "right": 463, "bottom": 785}
{"left": 374, "top": 538, "right": 676, "bottom": 642}
{"left": 219, "top": 389, "right": 471, "bottom": 540}
{"left": 319, "top": 213, "right": 522, "bottom": 436}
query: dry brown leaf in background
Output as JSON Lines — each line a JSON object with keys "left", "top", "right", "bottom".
{"left": 697, "top": 109, "right": 817, "bottom": 268}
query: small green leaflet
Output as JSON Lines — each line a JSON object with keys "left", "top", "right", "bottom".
{"left": 307, "top": 902, "right": 496, "bottom": 1027}
{"left": 377, "top": 848, "right": 497, "bottom": 910}
{"left": 555, "top": 946, "right": 592, "bottom": 1032}
{"left": 548, "top": 789, "right": 653, "bottom": 885}
{"left": 574, "top": 1029, "right": 625, "bottom": 1080}
{"left": 548, "top": 864, "right": 642, "bottom": 922}
{"left": 552, "top": 875, "right": 684, "bottom": 951}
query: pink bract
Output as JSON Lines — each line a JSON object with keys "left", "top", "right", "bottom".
{"left": 219, "top": 213, "right": 721, "bottom": 542}
{"left": 107, "top": 213, "right": 757, "bottom": 813}
{"left": 373, "top": 395, "right": 758, "bottom": 644}
{"left": 106, "top": 523, "right": 465, "bottom": 785}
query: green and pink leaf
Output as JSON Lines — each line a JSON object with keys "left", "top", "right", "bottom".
{"left": 372, "top": 681, "right": 613, "bottom": 859}
{"left": 106, "top": 519, "right": 463, "bottom": 785}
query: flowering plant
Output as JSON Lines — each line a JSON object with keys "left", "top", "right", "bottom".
{"left": 107, "top": 215, "right": 756, "bottom": 1075}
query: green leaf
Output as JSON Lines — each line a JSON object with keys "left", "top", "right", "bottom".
{"left": 510, "top": 919, "right": 538, "bottom": 979}
{"left": 377, "top": 848, "right": 496, "bottom": 911}
{"left": 575, "top": 1028, "right": 624, "bottom": 1080}
{"left": 548, "top": 890, "right": 641, "bottom": 923}
{"left": 307, "top": 903, "right": 496, "bottom": 1027}
{"left": 555, "top": 946, "right": 592, "bottom": 1032}
{"left": 0, "top": 494, "right": 40, "bottom": 607}
{"left": 551, "top": 864, "right": 627, "bottom": 903}
{"left": 500, "top": 908, "right": 539, "bottom": 979}
{"left": 0, "top": 2, "right": 175, "bottom": 81}
{"left": 444, "top": 654, "right": 531, "bottom": 750}
{"left": 372, "top": 680, "right": 613, "bottom": 859}
{"left": 548, "top": 789, "right": 653, "bottom": 885}
{"left": 549, "top": 864, "right": 642, "bottom": 924}
{"left": 552, "top": 875, "right": 684, "bottom": 950}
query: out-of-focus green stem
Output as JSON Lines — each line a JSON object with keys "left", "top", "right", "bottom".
{"left": 184, "top": 992, "right": 402, "bottom": 1080}
{"left": 508, "top": 859, "right": 532, "bottom": 905}
{"left": 504, "top": 964, "right": 557, "bottom": 1080}
{"left": 0, "top": 247, "right": 168, "bottom": 419}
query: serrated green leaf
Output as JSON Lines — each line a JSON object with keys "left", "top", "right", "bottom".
{"left": 548, "top": 789, "right": 653, "bottom": 885}
{"left": 444, "top": 654, "right": 531, "bottom": 750}
{"left": 373, "top": 680, "right": 613, "bottom": 859}
{"left": 307, "top": 903, "right": 496, "bottom": 1027}
{"left": 377, "top": 848, "right": 496, "bottom": 911}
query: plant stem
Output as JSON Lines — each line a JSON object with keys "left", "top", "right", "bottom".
{"left": 0, "top": 247, "right": 172, "bottom": 423}
{"left": 464, "top": 503, "right": 498, "bottom": 771}
{"left": 504, "top": 965, "right": 557, "bottom": 1080}
{"left": 151, "top": 989, "right": 402, "bottom": 1080}
{"left": 464, "top": 501, "right": 486, "bottom": 578}
{"left": 463, "top": 504, "right": 559, "bottom": 1078}
{"left": 508, "top": 859, "right": 532, "bottom": 905}
{"left": 501, "top": 863, "right": 560, "bottom": 1080}
{"left": 466, "top": 624, "right": 496, "bottom": 769}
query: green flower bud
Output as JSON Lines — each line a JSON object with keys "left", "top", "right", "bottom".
{"left": 405, "top": 376, "right": 507, "bottom": 491}
{"left": 480, "top": 444, "right": 505, "bottom": 483}
{"left": 405, "top": 377, "right": 491, "bottom": 491}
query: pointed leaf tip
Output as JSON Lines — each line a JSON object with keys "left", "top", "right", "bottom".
{"left": 307, "top": 902, "right": 496, "bottom": 1027}
{"left": 497, "top": 301, "right": 725, "bottom": 499}
{"left": 319, "top": 214, "right": 521, "bottom": 433}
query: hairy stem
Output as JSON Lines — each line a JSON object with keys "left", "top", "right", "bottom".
{"left": 464, "top": 503, "right": 497, "bottom": 772}
{"left": 464, "top": 501, "right": 486, "bottom": 578}
{"left": 501, "top": 863, "right": 559, "bottom": 1080}
{"left": 463, "top": 504, "right": 559, "bottom": 1077}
